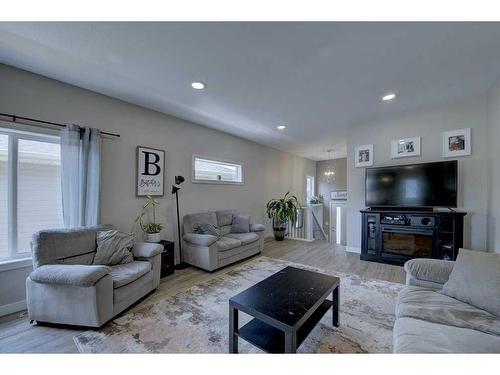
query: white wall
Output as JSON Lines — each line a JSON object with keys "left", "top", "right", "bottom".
{"left": 0, "top": 64, "right": 316, "bottom": 315}
{"left": 487, "top": 76, "right": 500, "bottom": 253}
{"left": 346, "top": 95, "right": 489, "bottom": 252}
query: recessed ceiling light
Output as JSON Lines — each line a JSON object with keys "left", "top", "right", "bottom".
{"left": 191, "top": 81, "right": 206, "bottom": 90}
{"left": 277, "top": 125, "right": 286, "bottom": 130}
{"left": 382, "top": 93, "right": 396, "bottom": 101}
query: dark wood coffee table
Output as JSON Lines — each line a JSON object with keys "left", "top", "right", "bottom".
{"left": 229, "top": 266, "right": 340, "bottom": 353}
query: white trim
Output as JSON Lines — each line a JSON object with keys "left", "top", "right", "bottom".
{"left": 7, "top": 135, "right": 18, "bottom": 257}
{"left": 0, "top": 257, "right": 32, "bottom": 272}
{"left": 346, "top": 246, "right": 361, "bottom": 253}
{"left": 287, "top": 237, "right": 314, "bottom": 242}
{"left": 0, "top": 119, "right": 60, "bottom": 139}
{"left": 191, "top": 154, "right": 244, "bottom": 185}
{"left": 336, "top": 206, "right": 342, "bottom": 245}
{"left": 190, "top": 179, "right": 244, "bottom": 185}
{"left": 0, "top": 299, "right": 27, "bottom": 317}
{"left": 0, "top": 120, "right": 60, "bottom": 140}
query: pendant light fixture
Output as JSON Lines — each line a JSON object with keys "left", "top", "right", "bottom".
{"left": 323, "top": 149, "right": 336, "bottom": 183}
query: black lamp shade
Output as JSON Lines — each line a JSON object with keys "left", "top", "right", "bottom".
{"left": 175, "top": 175, "right": 185, "bottom": 185}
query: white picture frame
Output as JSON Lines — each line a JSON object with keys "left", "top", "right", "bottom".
{"left": 331, "top": 191, "right": 347, "bottom": 200}
{"left": 391, "top": 136, "right": 421, "bottom": 159}
{"left": 442, "top": 128, "right": 471, "bottom": 157}
{"left": 355, "top": 144, "right": 373, "bottom": 167}
{"left": 136, "top": 146, "right": 165, "bottom": 196}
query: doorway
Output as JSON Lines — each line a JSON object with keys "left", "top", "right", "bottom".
{"left": 329, "top": 200, "right": 347, "bottom": 245}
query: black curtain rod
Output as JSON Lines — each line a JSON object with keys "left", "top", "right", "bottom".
{"left": 0, "top": 112, "right": 120, "bottom": 138}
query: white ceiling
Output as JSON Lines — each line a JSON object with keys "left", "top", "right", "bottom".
{"left": 1, "top": 22, "right": 500, "bottom": 161}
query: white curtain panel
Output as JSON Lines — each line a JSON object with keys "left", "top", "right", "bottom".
{"left": 61, "top": 124, "right": 101, "bottom": 227}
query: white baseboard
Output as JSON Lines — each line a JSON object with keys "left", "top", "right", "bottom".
{"left": 287, "top": 237, "right": 314, "bottom": 242}
{"left": 264, "top": 235, "right": 314, "bottom": 242}
{"left": 346, "top": 246, "right": 361, "bottom": 253}
{"left": 0, "top": 299, "right": 26, "bottom": 317}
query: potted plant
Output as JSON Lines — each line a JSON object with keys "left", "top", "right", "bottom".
{"left": 266, "top": 191, "right": 299, "bottom": 241}
{"left": 135, "top": 195, "right": 163, "bottom": 243}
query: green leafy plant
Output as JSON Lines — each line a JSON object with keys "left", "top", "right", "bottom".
{"left": 134, "top": 195, "right": 163, "bottom": 234}
{"left": 142, "top": 222, "right": 164, "bottom": 234}
{"left": 266, "top": 191, "right": 299, "bottom": 230}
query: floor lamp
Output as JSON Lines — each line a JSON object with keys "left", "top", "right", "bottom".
{"left": 172, "top": 175, "right": 187, "bottom": 269}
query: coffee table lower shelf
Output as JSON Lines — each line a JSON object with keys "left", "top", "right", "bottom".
{"left": 237, "top": 299, "right": 333, "bottom": 353}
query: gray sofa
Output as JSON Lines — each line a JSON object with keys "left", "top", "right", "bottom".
{"left": 26, "top": 226, "right": 163, "bottom": 327}
{"left": 393, "top": 258, "right": 500, "bottom": 353}
{"left": 182, "top": 210, "right": 265, "bottom": 271}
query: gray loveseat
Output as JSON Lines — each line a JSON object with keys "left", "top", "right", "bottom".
{"left": 26, "top": 226, "right": 163, "bottom": 327}
{"left": 182, "top": 210, "right": 265, "bottom": 271}
{"left": 393, "top": 257, "right": 500, "bottom": 353}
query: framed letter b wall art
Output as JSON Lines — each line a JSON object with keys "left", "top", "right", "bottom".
{"left": 136, "top": 146, "right": 165, "bottom": 196}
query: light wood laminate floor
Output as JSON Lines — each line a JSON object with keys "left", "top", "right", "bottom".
{"left": 0, "top": 239, "right": 405, "bottom": 353}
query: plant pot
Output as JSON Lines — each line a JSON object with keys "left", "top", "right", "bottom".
{"left": 145, "top": 233, "right": 161, "bottom": 243}
{"left": 273, "top": 228, "right": 287, "bottom": 241}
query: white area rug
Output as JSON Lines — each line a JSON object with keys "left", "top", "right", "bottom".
{"left": 74, "top": 256, "right": 402, "bottom": 353}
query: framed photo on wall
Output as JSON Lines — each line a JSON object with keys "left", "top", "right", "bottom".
{"left": 136, "top": 146, "right": 165, "bottom": 196}
{"left": 355, "top": 144, "right": 373, "bottom": 167}
{"left": 443, "top": 128, "right": 471, "bottom": 157}
{"left": 391, "top": 136, "right": 421, "bottom": 158}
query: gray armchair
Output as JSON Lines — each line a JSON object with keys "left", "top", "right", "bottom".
{"left": 394, "top": 256, "right": 500, "bottom": 353}
{"left": 182, "top": 210, "right": 265, "bottom": 271}
{"left": 404, "top": 258, "right": 455, "bottom": 289}
{"left": 26, "top": 226, "right": 163, "bottom": 327}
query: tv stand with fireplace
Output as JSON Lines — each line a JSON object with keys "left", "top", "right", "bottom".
{"left": 360, "top": 209, "right": 466, "bottom": 265}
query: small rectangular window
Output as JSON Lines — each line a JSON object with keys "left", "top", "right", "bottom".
{"left": 192, "top": 156, "right": 243, "bottom": 184}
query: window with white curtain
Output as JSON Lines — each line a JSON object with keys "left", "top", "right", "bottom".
{"left": 192, "top": 155, "right": 244, "bottom": 184}
{"left": 0, "top": 128, "right": 63, "bottom": 261}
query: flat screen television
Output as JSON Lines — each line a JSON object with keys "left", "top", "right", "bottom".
{"left": 365, "top": 160, "right": 458, "bottom": 208}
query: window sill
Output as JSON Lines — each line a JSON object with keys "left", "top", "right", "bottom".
{"left": 191, "top": 179, "right": 245, "bottom": 185}
{"left": 0, "top": 257, "right": 32, "bottom": 272}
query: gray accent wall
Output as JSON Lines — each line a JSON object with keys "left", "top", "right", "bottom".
{"left": 0, "top": 64, "right": 316, "bottom": 315}
{"left": 346, "top": 95, "right": 490, "bottom": 253}
{"left": 315, "top": 158, "right": 347, "bottom": 229}
{"left": 487, "top": 77, "right": 500, "bottom": 253}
